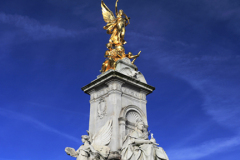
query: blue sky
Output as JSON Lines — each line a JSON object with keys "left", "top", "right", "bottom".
{"left": 0, "top": 0, "right": 240, "bottom": 160}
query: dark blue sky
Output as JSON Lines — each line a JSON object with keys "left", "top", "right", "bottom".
{"left": 0, "top": 0, "right": 240, "bottom": 160}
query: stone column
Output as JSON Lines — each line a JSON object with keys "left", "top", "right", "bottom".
{"left": 105, "top": 80, "right": 124, "bottom": 159}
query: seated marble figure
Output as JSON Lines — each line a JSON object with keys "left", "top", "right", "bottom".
{"left": 121, "top": 119, "right": 169, "bottom": 160}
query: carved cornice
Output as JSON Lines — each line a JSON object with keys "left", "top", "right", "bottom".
{"left": 82, "top": 71, "right": 155, "bottom": 95}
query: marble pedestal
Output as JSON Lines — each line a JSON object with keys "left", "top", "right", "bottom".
{"left": 81, "top": 59, "right": 155, "bottom": 160}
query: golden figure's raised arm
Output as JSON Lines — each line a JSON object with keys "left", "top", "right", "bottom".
{"left": 128, "top": 51, "right": 141, "bottom": 64}
{"left": 123, "top": 12, "right": 130, "bottom": 25}
{"left": 115, "top": 0, "right": 119, "bottom": 16}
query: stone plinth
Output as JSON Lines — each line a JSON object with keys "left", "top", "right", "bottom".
{"left": 82, "top": 69, "right": 155, "bottom": 159}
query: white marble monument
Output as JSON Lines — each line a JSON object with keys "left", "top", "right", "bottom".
{"left": 65, "top": 1, "right": 169, "bottom": 160}
{"left": 65, "top": 58, "right": 169, "bottom": 160}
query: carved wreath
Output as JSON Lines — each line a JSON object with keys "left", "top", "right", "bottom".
{"left": 98, "top": 99, "right": 107, "bottom": 119}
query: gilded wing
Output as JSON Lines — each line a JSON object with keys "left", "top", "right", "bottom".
{"left": 92, "top": 119, "right": 113, "bottom": 146}
{"left": 101, "top": 0, "right": 116, "bottom": 23}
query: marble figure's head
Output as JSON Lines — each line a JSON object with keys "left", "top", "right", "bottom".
{"left": 135, "top": 119, "right": 144, "bottom": 131}
{"left": 81, "top": 135, "right": 90, "bottom": 143}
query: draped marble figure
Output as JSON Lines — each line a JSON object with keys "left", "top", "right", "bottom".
{"left": 65, "top": 120, "right": 113, "bottom": 160}
{"left": 65, "top": 135, "right": 98, "bottom": 160}
{"left": 121, "top": 119, "right": 169, "bottom": 160}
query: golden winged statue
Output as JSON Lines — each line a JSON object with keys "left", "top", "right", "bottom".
{"left": 100, "top": 0, "right": 141, "bottom": 73}
{"left": 101, "top": 0, "right": 130, "bottom": 46}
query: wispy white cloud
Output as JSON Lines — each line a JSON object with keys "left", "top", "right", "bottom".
{"left": 153, "top": 50, "right": 240, "bottom": 158}
{"left": 203, "top": 0, "right": 240, "bottom": 34}
{"left": 0, "top": 108, "right": 81, "bottom": 143}
{"left": 26, "top": 102, "right": 89, "bottom": 117}
{"left": 203, "top": 0, "right": 240, "bottom": 19}
{"left": 130, "top": 25, "right": 240, "bottom": 157}
{"left": 168, "top": 135, "right": 240, "bottom": 160}
{"left": 0, "top": 12, "right": 77, "bottom": 40}
{"left": 128, "top": 31, "right": 165, "bottom": 41}
{"left": 204, "top": 92, "right": 240, "bottom": 130}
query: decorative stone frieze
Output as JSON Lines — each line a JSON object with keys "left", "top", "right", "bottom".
{"left": 122, "top": 87, "right": 140, "bottom": 99}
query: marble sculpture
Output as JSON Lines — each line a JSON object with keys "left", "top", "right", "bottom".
{"left": 65, "top": 0, "right": 169, "bottom": 160}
